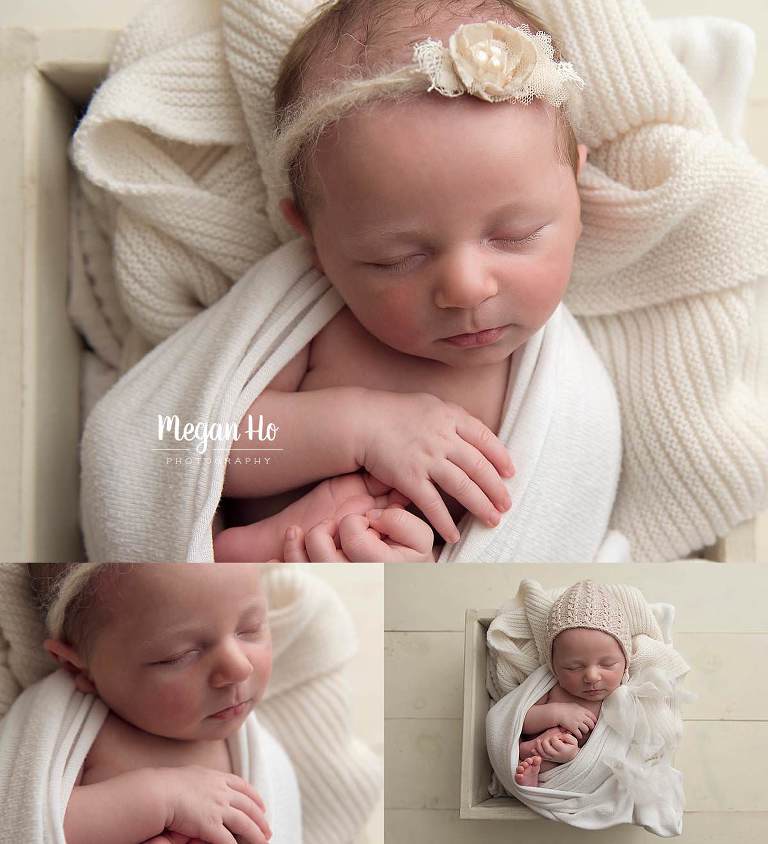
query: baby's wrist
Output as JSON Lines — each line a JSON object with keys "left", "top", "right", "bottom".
{"left": 347, "top": 386, "right": 379, "bottom": 467}
{"left": 141, "top": 767, "right": 176, "bottom": 829}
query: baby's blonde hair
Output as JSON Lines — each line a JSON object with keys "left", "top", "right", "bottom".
{"left": 28, "top": 563, "right": 126, "bottom": 654}
{"left": 274, "top": 0, "right": 580, "bottom": 215}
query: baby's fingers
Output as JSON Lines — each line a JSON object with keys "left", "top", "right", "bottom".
{"left": 451, "top": 441, "right": 511, "bottom": 515}
{"left": 405, "top": 481, "right": 460, "bottom": 545}
{"left": 228, "top": 796, "right": 272, "bottom": 844}
{"left": 281, "top": 526, "right": 309, "bottom": 562}
{"left": 430, "top": 458, "right": 506, "bottom": 529}
{"left": 335, "top": 515, "right": 388, "bottom": 561}
{"left": 365, "top": 508, "right": 434, "bottom": 559}
{"left": 454, "top": 413, "right": 514, "bottom": 479}
{"left": 222, "top": 806, "right": 270, "bottom": 844}
{"left": 226, "top": 776, "right": 266, "bottom": 814}
{"left": 304, "top": 520, "right": 348, "bottom": 562}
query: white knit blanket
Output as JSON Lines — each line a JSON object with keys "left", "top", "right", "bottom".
{"left": 485, "top": 579, "right": 690, "bottom": 836}
{"left": 79, "top": 232, "right": 623, "bottom": 561}
{"left": 70, "top": 0, "right": 768, "bottom": 560}
{"left": 0, "top": 670, "right": 301, "bottom": 844}
{"left": 0, "top": 565, "right": 381, "bottom": 844}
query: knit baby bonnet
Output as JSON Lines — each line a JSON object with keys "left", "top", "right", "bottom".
{"left": 545, "top": 580, "right": 632, "bottom": 675}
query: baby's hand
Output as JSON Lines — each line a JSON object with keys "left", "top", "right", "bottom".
{"left": 279, "top": 506, "right": 435, "bottom": 562}
{"left": 356, "top": 391, "right": 514, "bottom": 544}
{"left": 158, "top": 765, "right": 270, "bottom": 844}
{"left": 555, "top": 703, "right": 597, "bottom": 740}
{"left": 533, "top": 730, "right": 579, "bottom": 763}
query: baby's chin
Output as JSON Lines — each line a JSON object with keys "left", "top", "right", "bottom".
{"left": 145, "top": 701, "right": 255, "bottom": 741}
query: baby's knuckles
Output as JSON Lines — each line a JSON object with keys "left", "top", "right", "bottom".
{"left": 159, "top": 766, "right": 258, "bottom": 835}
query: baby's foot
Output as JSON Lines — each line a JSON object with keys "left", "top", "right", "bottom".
{"left": 214, "top": 472, "right": 407, "bottom": 561}
{"left": 213, "top": 517, "right": 280, "bottom": 562}
{"left": 515, "top": 755, "right": 541, "bottom": 787}
{"left": 518, "top": 735, "right": 541, "bottom": 760}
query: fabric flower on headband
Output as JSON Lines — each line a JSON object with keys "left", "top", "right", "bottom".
{"left": 414, "top": 21, "right": 584, "bottom": 106}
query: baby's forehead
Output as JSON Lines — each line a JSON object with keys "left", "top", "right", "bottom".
{"left": 94, "top": 564, "right": 267, "bottom": 628}
{"left": 307, "top": 92, "right": 563, "bottom": 221}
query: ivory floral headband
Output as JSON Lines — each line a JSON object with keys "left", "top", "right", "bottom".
{"left": 273, "top": 21, "right": 584, "bottom": 179}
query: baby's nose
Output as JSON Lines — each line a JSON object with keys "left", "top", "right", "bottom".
{"left": 211, "top": 640, "right": 254, "bottom": 686}
{"left": 433, "top": 251, "right": 498, "bottom": 309}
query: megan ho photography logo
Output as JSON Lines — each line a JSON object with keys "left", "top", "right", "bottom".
{"left": 154, "top": 414, "right": 281, "bottom": 458}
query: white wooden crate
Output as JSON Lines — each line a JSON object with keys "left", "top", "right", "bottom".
{"left": 460, "top": 608, "right": 534, "bottom": 820}
{"left": 385, "top": 563, "right": 768, "bottom": 843}
{"left": 0, "top": 28, "right": 115, "bottom": 561}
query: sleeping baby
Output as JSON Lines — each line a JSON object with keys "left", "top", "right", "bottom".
{"left": 515, "top": 580, "right": 630, "bottom": 787}
{"left": 212, "top": 0, "right": 591, "bottom": 562}
{"left": 27, "top": 563, "right": 298, "bottom": 844}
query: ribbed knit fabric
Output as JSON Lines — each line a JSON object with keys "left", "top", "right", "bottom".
{"left": 0, "top": 564, "right": 381, "bottom": 844}
{"left": 531, "top": 0, "right": 768, "bottom": 559}
{"left": 70, "top": 0, "right": 768, "bottom": 560}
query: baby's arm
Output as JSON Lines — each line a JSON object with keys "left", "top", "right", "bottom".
{"left": 223, "top": 348, "right": 514, "bottom": 544}
{"left": 522, "top": 697, "right": 596, "bottom": 740}
{"left": 224, "top": 345, "right": 363, "bottom": 497}
{"left": 65, "top": 770, "right": 168, "bottom": 844}
{"left": 65, "top": 766, "right": 269, "bottom": 844}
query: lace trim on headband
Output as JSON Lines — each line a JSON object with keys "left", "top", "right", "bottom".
{"left": 414, "top": 22, "right": 583, "bottom": 105}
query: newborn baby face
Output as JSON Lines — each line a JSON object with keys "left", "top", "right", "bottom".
{"left": 60, "top": 565, "right": 271, "bottom": 741}
{"left": 551, "top": 628, "right": 626, "bottom": 702}
{"left": 298, "top": 93, "right": 583, "bottom": 369}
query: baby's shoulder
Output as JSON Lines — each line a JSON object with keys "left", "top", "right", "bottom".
{"left": 545, "top": 684, "right": 570, "bottom": 703}
{"left": 265, "top": 307, "right": 353, "bottom": 392}
{"left": 266, "top": 342, "right": 311, "bottom": 392}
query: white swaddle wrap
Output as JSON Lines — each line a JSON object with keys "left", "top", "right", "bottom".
{"left": 484, "top": 579, "right": 690, "bottom": 836}
{"left": 79, "top": 234, "right": 622, "bottom": 562}
{"left": 0, "top": 670, "right": 301, "bottom": 844}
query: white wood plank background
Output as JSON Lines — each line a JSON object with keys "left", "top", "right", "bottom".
{"left": 385, "top": 564, "right": 768, "bottom": 842}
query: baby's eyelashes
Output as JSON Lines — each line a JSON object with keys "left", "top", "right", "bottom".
{"left": 366, "top": 253, "right": 425, "bottom": 273}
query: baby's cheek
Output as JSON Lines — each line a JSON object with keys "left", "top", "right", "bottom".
{"left": 151, "top": 680, "right": 201, "bottom": 724}
{"left": 251, "top": 649, "right": 273, "bottom": 701}
{"left": 367, "top": 288, "right": 422, "bottom": 344}
{"left": 514, "top": 257, "right": 572, "bottom": 323}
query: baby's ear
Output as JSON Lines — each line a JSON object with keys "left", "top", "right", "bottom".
{"left": 278, "top": 197, "right": 325, "bottom": 274}
{"left": 43, "top": 639, "right": 97, "bottom": 694}
{"left": 279, "top": 197, "right": 311, "bottom": 239}
{"left": 576, "top": 144, "right": 588, "bottom": 177}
